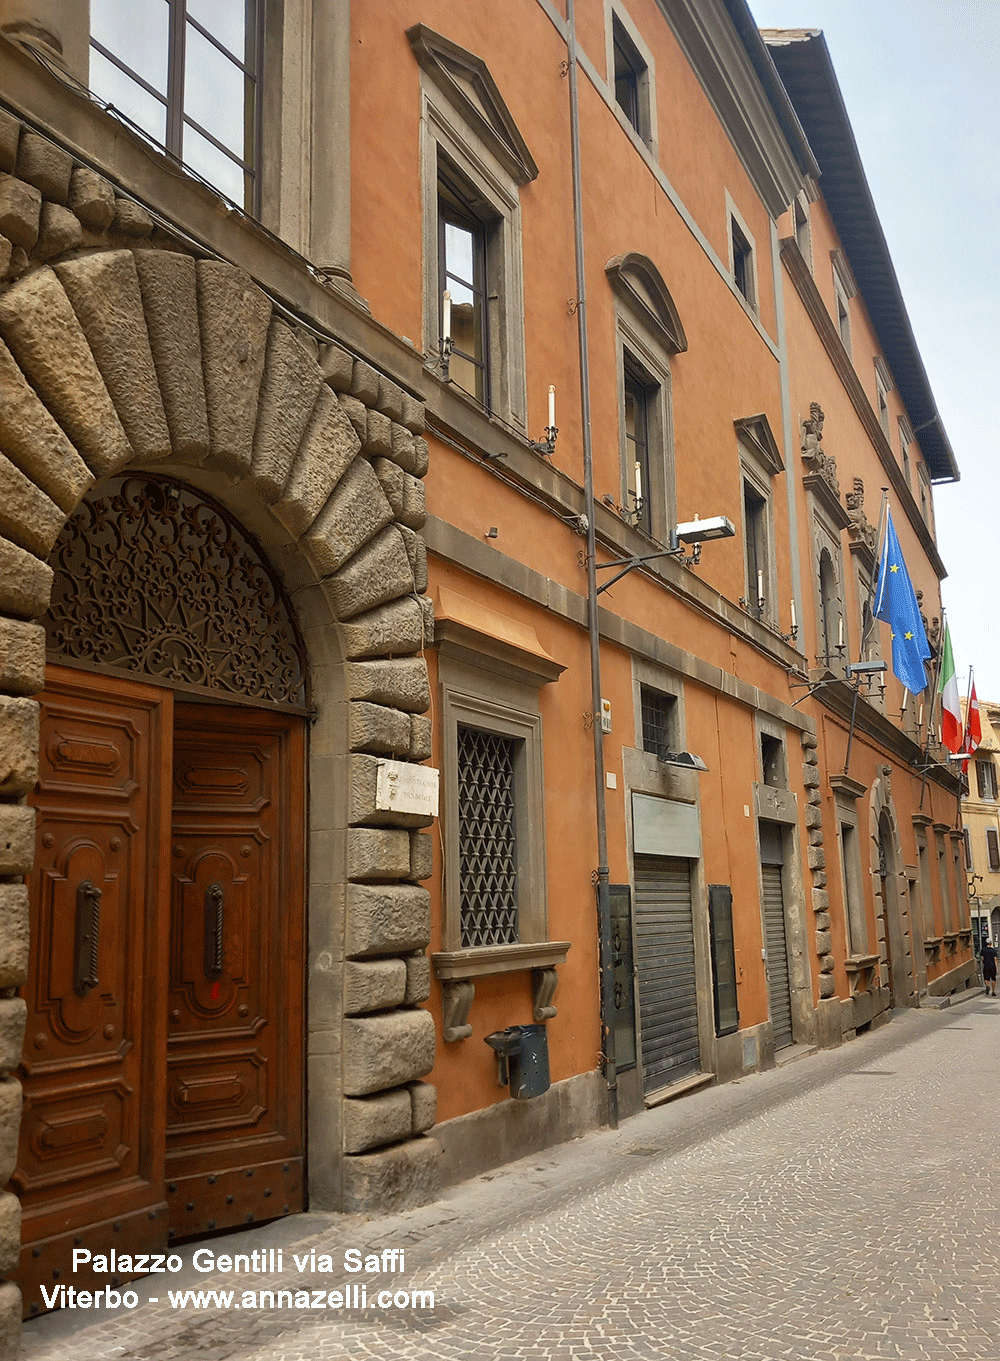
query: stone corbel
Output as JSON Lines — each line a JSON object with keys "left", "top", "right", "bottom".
{"left": 942, "top": 932, "right": 959, "bottom": 956}
{"left": 442, "top": 979, "right": 474, "bottom": 1042}
{"left": 924, "top": 936, "right": 942, "bottom": 963}
{"left": 532, "top": 966, "right": 558, "bottom": 1021}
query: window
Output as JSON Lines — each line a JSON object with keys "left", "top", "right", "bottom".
{"left": 607, "top": 255, "right": 684, "bottom": 546}
{"left": 917, "top": 465, "right": 932, "bottom": 528}
{"left": 433, "top": 587, "right": 566, "bottom": 976}
{"left": 831, "top": 252, "right": 855, "bottom": 356}
{"left": 624, "top": 359, "right": 655, "bottom": 533}
{"left": 840, "top": 821, "right": 867, "bottom": 954}
{"left": 876, "top": 372, "right": 890, "bottom": 436}
{"left": 818, "top": 546, "right": 841, "bottom": 664}
{"left": 457, "top": 725, "right": 520, "bottom": 947}
{"left": 760, "top": 733, "right": 786, "bottom": 789}
{"left": 988, "top": 828, "right": 1000, "bottom": 872}
{"left": 641, "top": 686, "right": 678, "bottom": 759}
{"left": 899, "top": 419, "right": 912, "bottom": 488}
{"left": 977, "top": 760, "right": 998, "bottom": 802}
{"left": 793, "top": 194, "right": 812, "bottom": 270}
{"left": 612, "top": 14, "right": 649, "bottom": 142}
{"left": 410, "top": 24, "right": 535, "bottom": 429}
{"left": 964, "top": 826, "right": 973, "bottom": 869}
{"left": 439, "top": 164, "right": 491, "bottom": 407}
{"left": 90, "top": 0, "right": 260, "bottom": 211}
{"left": 731, "top": 218, "right": 755, "bottom": 307}
{"left": 743, "top": 479, "right": 768, "bottom": 619}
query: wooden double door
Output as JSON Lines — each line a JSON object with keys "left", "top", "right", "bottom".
{"left": 13, "top": 667, "right": 305, "bottom": 1315}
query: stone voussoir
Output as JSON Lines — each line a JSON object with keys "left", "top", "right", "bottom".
{"left": 15, "top": 133, "right": 72, "bottom": 203}
{"left": 323, "top": 523, "right": 415, "bottom": 621}
{"left": 55, "top": 251, "right": 171, "bottom": 463}
{"left": 0, "top": 266, "right": 132, "bottom": 477}
{"left": 0, "top": 113, "right": 19, "bottom": 175}
{"left": 0, "top": 173, "right": 40, "bottom": 251}
{"left": 349, "top": 359, "right": 380, "bottom": 406}
{"left": 339, "top": 596, "right": 425, "bottom": 662}
{"left": 0, "top": 538, "right": 53, "bottom": 621}
{"left": 34, "top": 202, "right": 82, "bottom": 263}
{"left": 304, "top": 456, "right": 393, "bottom": 578}
{"left": 272, "top": 385, "right": 362, "bottom": 540}
{"left": 134, "top": 249, "right": 210, "bottom": 464}
{"left": 0, "top": 450, "right": 66, "bottom": 558}
{"left": 0, "top": 337, "right": 94, "bottom": 512}
{"left": 250, "top": 320, "right": 324, "bottom": 504}
{"left": 345, "top": 881, "right": 431, "bottom": 956}
{"left": 197, "top": 259, "right": 272, "bottom": 475}
{"left": 68, "top": 166, "right": 116, "bottom": 231}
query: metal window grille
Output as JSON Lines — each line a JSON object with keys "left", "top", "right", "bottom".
{"left": 641, "top": 688, "right": 675, "bottom": 760}
{"left": 457, "top": 726, "right": 520, "bottom": 948}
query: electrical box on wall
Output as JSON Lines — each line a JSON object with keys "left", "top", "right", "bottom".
{"left": 600, "top": 698, "right": 612, "bottom": 733}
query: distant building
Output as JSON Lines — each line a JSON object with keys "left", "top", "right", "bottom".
{"left": 962, "top": 698, "right": 1000, "bottom": 941}
{"left": 0, "top": 2, "right": 975, "bottom": 1347}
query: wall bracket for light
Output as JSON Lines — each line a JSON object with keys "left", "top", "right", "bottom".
{"left": 594, "top": 514, "right": 735, "bottom": 595}
{"left": 657, "top": 751, "right": 709, "bottom": 772}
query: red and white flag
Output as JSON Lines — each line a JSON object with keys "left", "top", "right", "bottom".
{"left": 962, "top": 680, "right": 982, "bottom": 771}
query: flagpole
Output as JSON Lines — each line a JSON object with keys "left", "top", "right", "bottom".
{"left": 918, "top": 606, "right": 947, "bottom": 812}
{"left": 844, "top": 489, "right": 890, "bottom": 777}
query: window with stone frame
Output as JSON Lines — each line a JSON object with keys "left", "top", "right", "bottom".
{"left": 988, "top": 828, "right": 1000, "bottom": 872}
{"left": 89, "top": 0, "right": 261, "bottom": 212}
{"left": 640, "top": 685, "right": 678, "bottom": 759}
{"left": 977, "top": 759, "right": 998, "bottom": 802}
{"left": 456, "top": 724, "right": 521, "bottom": 947}
{"left": 410, "top": 24, "right": 535, "bottom": 431}
{"left": 611, "top": 11, "right": 653, "bottom": 146}
{"left": 831, "top": 252, "right": 855, "bottom": 356}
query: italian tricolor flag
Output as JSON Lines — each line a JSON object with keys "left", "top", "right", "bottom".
{"left": 938, "top": 621, "right": 962, "bottom": 753}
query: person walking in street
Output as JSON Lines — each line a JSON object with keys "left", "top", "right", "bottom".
{"left": 983, "top": 938, "right": 998, "bottom": 997}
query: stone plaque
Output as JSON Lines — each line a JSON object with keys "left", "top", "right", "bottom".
{"left": 375, "top": 759, "right": 440, "bottom": 817}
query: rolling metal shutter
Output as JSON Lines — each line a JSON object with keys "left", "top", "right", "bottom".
{"left": 634, "top": 856, "right": 700, "bottom": 1093}
{"left": 761, "top": 862, "right": 793, "bottom": 1050}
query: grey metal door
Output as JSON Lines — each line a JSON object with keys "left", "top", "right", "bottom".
{"left": 761, "top": 862, "right": 793, "bottom": 1050}
{"left": 634, "top": 856, "right": 700, "bottom": 1094}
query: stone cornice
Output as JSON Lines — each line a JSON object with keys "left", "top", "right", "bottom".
{"left": 780, "top": 238, "right": 948, "bottom": 581}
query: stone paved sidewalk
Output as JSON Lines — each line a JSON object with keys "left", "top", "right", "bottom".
{"left": 22, "top": 996, "right": 997, "bottom": 1360}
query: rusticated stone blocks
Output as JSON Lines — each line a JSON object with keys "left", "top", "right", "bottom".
{"left": 409, "top": 1081, "right": 436, "bottom": 1133}
{"left": 341, "top": 1135, "right": 440, "bottom": 1213}
{"left": 0, "top": 806, "right": 34, "bottom": 876}
{"left": 345, "top": 883, "right": 431, "bottom": 957}
{"left": 342, "top": 1009, "right": 435, "bottom": 1095}
{"left": 0, "top": 1079, "right": 21, "bottom": 1184}
{"left": 343, "top": 959, "right": 407, "bottom": 1016}
{"left": 0, "top": 619, "right": 44, "bottom": 695}
{"left": 343, "top": 1089, "right": 411, "bottom": 1153}
{"left": 346, "top": 828, "right": 413, "bottom": 883}
{"left": 0, "top": 1192, "right": 20, "bottom": 1275}
{"left": 0, "top": 886, "right": 28, "bottom": 987}
{"left": 0, "top": 696, "right": 38, "bottom": 795}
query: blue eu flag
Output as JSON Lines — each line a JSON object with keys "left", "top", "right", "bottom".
{"left": 872, "top": 509, "right": 930, "bottom": 693}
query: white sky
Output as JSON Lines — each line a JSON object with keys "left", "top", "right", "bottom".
{"left": 749, "top": 0, "right": 1000, "bottom": 700}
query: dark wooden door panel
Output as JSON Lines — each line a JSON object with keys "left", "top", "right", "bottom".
{"left": 15, "top": 668, "right": 172, "bottom": 1317}
{"left": 166, "top": 707, "right": 304, "bottom": 1239}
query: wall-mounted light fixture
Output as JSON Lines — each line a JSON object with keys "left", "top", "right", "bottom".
{"left": 594, "top": 512, "right": 735, "bottom": 594}
{"left": 530, "top": 385, "right": 559, "bottom": 457}
{"left": 439, "top": 289, "right": 453, "bottom": 380}
{"left": 657, "top": 751, "right": 709, "bottom": 772}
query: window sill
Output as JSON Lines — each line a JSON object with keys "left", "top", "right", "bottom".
{"left": 432, "top": 941, "right": 571, "bottom": 980}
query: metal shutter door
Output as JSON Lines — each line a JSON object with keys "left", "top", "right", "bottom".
{"left": 761, "top": 863, "right": 793, "bottom": 1050}
{"left": 634, "top": 856, "right": 700, "bottom": 1093}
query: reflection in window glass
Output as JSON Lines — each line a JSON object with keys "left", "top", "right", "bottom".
{"left": 439, "top": 194, "right": 487, "bottom": 405}
{"left": 183, "top": 124, "right": 245, "bottom": 205}
{"left": 187, "top": 0, "right": 247, "bottom": 60}
{"left": 91, "top": 0, "right": 169, "bottom": 95}
{"left": 90, "top": 48, "right": 167, "bottom": 146}
{"left": 184, "top": 22, "right": 246, "bottom": 158}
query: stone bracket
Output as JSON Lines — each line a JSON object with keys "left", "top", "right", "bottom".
{"left": 442, "top": 978, "right": 474, "bottom": 1042}
{"left": 531, "top": 966, "right": 558, "bottom": 1021}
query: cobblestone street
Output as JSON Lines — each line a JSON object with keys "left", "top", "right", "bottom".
{"left": 23, "top": 998, "right": 996, "bottom": 1360}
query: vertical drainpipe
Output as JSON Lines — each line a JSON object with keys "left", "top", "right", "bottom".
{"left": 566, "top": 0, "right": 618, "bottom": 1129}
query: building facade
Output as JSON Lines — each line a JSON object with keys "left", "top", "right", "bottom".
{"left": 0, "top": 0, "right": 975, "bottom": 1346}
{"left": 963, "top": 699, "right": 1000, "bottom": 942}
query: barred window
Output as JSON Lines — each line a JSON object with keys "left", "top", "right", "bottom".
{"left": 640, "top": 687, "right": 676, "bottom": 760}
{"left": 457, "top": 725, "right": 520, "bottom": 948}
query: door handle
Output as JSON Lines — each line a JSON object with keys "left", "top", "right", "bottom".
{"left": 204, "top": 882, "right": 224, "bottom": 979}
{"left": 74, "top": 880, "right": 102, "bottom": 997}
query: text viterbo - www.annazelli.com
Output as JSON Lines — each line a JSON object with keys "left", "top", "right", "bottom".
{"left": 40, "top": 1246, "right": 433, "bottom": 1312}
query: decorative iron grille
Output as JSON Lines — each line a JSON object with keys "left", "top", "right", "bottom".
{"left": 457, "top": 724, "right": 520, "bottom": 948}
{"left": 45, "top": 474, "right": 307, "bottom": 707}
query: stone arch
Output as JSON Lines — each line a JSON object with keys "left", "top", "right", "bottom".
{"left": 868, "top": 774, "right": 913, "bottom": 1006}
{"left": 0, "top": 150, "right": 440, "bottom": 1322}
{"left": 605, "top": 251, "right": 688, "bottom": 355}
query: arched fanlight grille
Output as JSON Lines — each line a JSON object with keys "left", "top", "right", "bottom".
{"left": 45, "top": 473, "right": 307, "bottom": 707}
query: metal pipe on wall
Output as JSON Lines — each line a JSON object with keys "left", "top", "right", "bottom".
{"left": 565, "top": 0, "right": 618, "bottom": 1129}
